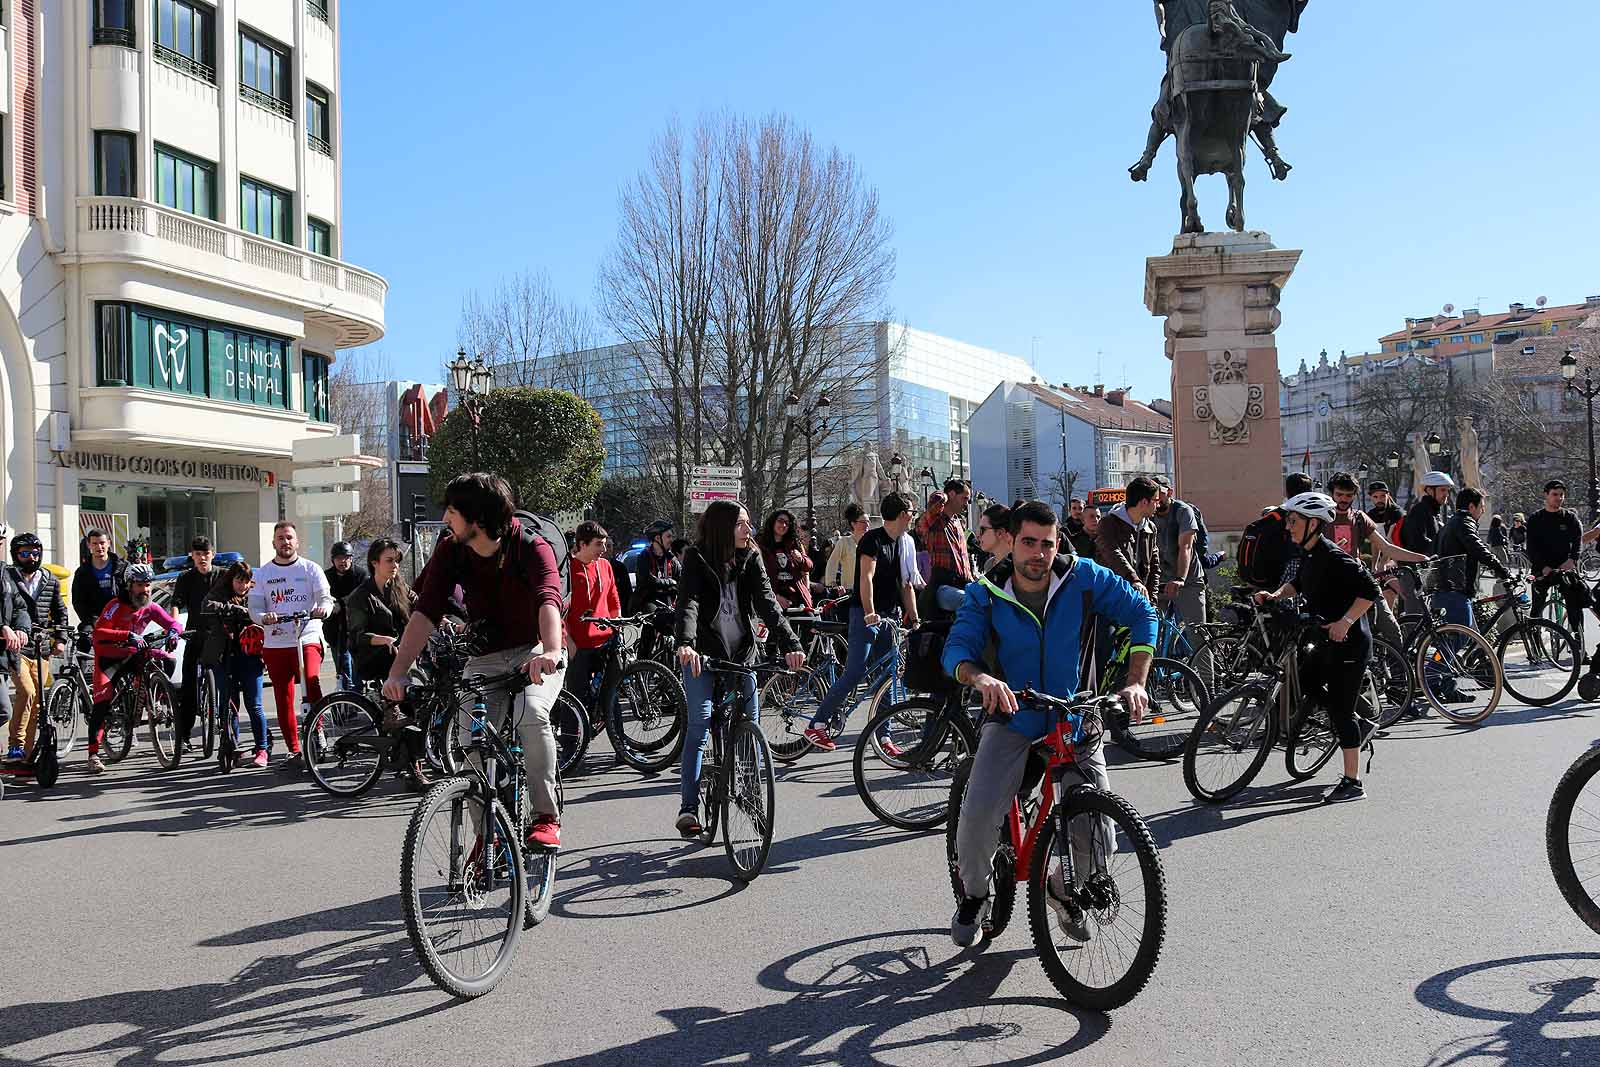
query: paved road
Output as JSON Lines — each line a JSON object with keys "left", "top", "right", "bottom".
{"left": 3, "top": 680, "right": 1598, "bottom": 1067}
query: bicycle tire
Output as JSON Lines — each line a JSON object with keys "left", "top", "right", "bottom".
{"left": 1582, "top": 553, "right": 1600, "bottom": 582}
{"left": 759, "top": 666, "right": 829, "bottom": 764}
{"left": 552, "top": 690, "right": 590, "bottom": 776}
{"left": 1027, "top": 787, "right": 1167, "bottom": 1011}
{"left": 1186, "top": 633, "right": 1251, "bottom": 695}
{"left": 1115, "top": 658, "right": 1207, "bottom": 762}
{"left": 854, "top": 697, "right": 972, "bottom": 830}
{"left": 1547, "top": 745, "right": 1600, "bottom": 936}
{"left": 722, "top": 720, "right": 777, "bottom": 882}
{"left": 611, "top": 659, "right": 686, "bottom": 773}
{"left": 1498, "top": 619, "right": 1580, "bottom": 706}
{"left": 697, "top": 734, "right": 722, "bottom": 844}
{"left": 217, "top": 722, "right": 236, "bottom": 774}
{"left": 44, "top": 678, "right": 82, "bottom": 758}
{"left": 146, "top": 672, "right": 180, "bottom": 770}
{"left": 1369, "top": 639, "right": 1415, "bottom": 729}
{"left": 34, "top": 738, "right": 60, "bottom": 788}
{"left": 401, "top": 777, "right": 525, "bottom": 998}
{"left": 199, "top": 670, "right": 219, "bottom": 759}
{"left": 102, "top": 695, "right": 136, "bottom": 764}
{"left": 1415, "top": 624, "right": 1501, "bottom": 724}
{"left": 1182, "top": 682, "right": 1276, "bottom": 804}
{"left": 945, "top": 755, "right": 1017, "bottom": 940}
{"left": 1284, "top": 706, "right": 1339, "bottom": 781}
{"left": 303, "top": 692, "right": 387, "bottom": 798}
{"left": 423, "top": 706, "right": 464, "bottom": 778}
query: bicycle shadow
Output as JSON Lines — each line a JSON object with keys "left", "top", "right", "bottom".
{"left": 1139, "top": 781, "right": 1330, "bottom": 848}
{"left": 0, "top": 895, "right": 446, "bottom": 1066}
{"left": 1414, "top": 952, "right": 1600, "bottom": 1067}
{"left": 537, "top": 927, "right": 1109, "bottom": 1067}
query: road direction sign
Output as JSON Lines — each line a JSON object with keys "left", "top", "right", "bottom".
{"left": 295, "top": 490, "right": 360, "bottom": 518}
{"left": 693, "top": 464, "right": 742, "bottom": 480}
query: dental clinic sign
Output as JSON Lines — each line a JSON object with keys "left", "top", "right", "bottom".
{"left": 115, "top": 303, "right": 291, "bottom": 410}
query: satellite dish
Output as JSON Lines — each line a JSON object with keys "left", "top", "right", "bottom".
{"left": 1442, "top": 303, "right": 1455, "bottom": 314}
{"left": 1537, "top": 296, "right": 1549, "bottom": 308}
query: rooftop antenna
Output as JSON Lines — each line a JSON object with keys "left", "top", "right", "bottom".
{"left": 1095, "top": 349, "right": 1104, "bottom": 388}
{"left": 1030, "top": 336, "right": 1039, "bottom": 369}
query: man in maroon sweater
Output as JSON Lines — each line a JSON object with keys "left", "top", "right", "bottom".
{"left": 565, "top": 521, "right": 621, "bottom": 727}
{"left": 384, "top": 473, "right": 568, "bottom": 848}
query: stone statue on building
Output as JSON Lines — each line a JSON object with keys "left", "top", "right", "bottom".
{"left": 1411, "top": 432, "right": 1433, "bottom": 500}
{"left": 850, "top": 444, "right": 884, "bottom": 512}
{"left": 1129, "top": 0, "right": 1310, "bottom": 233}
{"left": 1457, "top": 414, "right": 1482, "bottom": 491}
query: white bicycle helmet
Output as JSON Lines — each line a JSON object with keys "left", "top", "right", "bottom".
{"left": 1420, "top": 470, "right": 1456, "bottom": 489}
{"left": 1281, "top": 492, "right": 1338, "bottom": 523}
{"left": 125, "top": 562, "right": 155, "bottom": 583}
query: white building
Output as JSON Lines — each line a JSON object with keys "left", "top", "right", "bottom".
{"left": 0, "top": 1, "right": 385, "bottom": 569}
{"left": 968, "top": 381, "right": 1173, "bottom": 506}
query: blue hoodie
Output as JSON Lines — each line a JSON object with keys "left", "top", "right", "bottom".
{"left": 941, "top": 553, "right": 1158, "bottom": 740}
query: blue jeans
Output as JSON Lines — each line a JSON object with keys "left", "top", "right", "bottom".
{"left": 679, "top": 666, "right": 758, "bottom": 813}
{"left": 935, "top": 585, "right": 966, "bottom": 612}
{"left": 1428, "top": 591, "right": 1476, "bottom": 698}
{"left": 225, "top": 651, "right": 270, "bottom": 754}
{"left": 811, "top": 605, "right": 897, "bottom": 729}
{"left": 334, "top": 647, "right": 356, "bottom": 692}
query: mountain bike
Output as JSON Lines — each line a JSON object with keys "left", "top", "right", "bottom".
{"left": 578, "top": 615, "right": 686, "bottom": 774}
{"left": 1547, "top": 743, "right": 1600, "bottom": 935}
{"left": 759, "top": 616, "right": 907, "bottom": 763}
{"left": 1183, "top": 600, "right": 1382, "bottom": 804}
{"left": 92, "top": 630, "right": 181, "bottom": 767}
{"left": 945, "top": 690, "right": 1167, "bottom": 1010}
{"left": 1387, "top": 563, "right": 1504, "bottom": 724}
{"left": 42, "top": 625, "right": 93, "bottom": 758}
{"left": 689, "top": 658, "right": 778, "bottom": 882}
{"left": 853, "top": 685, "right": 981, "bottom": 830}
{"left": 1472, "top": 576, "right": 1580, "bottom": 705}
{"left": 400, "top": 660, "right": 563, "bottom": 999}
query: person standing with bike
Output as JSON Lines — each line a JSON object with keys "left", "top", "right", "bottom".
{"left": 1436, "top": 488, "right": 1514, "bottom": 634}
{"left": 250, "top": 521, "right": 333, "bottom": 773}
{"left": 1253, "top": 493, "right": 1381, "bottom": 804}
{"left": 804, "top": 493, "right": 921, "bottom": 751}
{"left": 202, "top": 561, "right": 270, "bottom": 767}
{"left": 169, "top": 536, "right": 217, "bottom": 759}
{"left": 1527, "top": 480, "right": 1590, "bottom": 664}
{"left": 324, "top": 541, "right": 368, "bottom": 694}
{"left": 0, "top": 525, "right": 32, "bottom": 759}
{"left": 345, "top": 538, "right": 431, "bottom": 784}
{"left": 1324, "top": 473, "right": 1427, "bottom": 651}
{"left": 383, "top": 474, "right": 568, "bottom": 850}
{"left": 944, "top": 499, "right": 1156, "bottom": 946}
{"left": 825, "top": 504, "right": 870, "bottom": 593}
{"left": 566, "top": 521, "right": 622, "bottom": 733}
{"left": 71, "top": 528, "right": 125, "bottom": 631}
{"left": 924, "top": 480, "right": 975, "bottom": 616}
{"left": 85, "top": 564, "right": 179, "bottom": 775}
{"left": 5, "top": 532, "right": 66, "bottom": 763}
{"left": 1151, "top": 476, "right": 1206, "bottom": 627}
{"left": 674, "top": 500, "right": 806, "bottom": 837}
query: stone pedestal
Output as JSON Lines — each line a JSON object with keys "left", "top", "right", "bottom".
{"left": 1145, "top": 232, "right": 1301, "bottom": 535}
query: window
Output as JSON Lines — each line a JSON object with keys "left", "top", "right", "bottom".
{"left": 154, "top": 0, "right": 215, "bottom": 81}
{"left": 239, "top": 30, "right": 291, "bottom": 118}
{"left": 307, "top": 217, "right": 332, "bottom": 257}
{"left": 1449, "top": 335, "right": 1463, "bottom": 343}
{"left": 93, "top": 0, "right": 135, "bottom": 47}
{"left": 240, "top": 176, "right": 292, "bottom": 243}
{"left": 97, "top": 302, "right": 132, "bottom": 385}
{"left": 303, "top": 353, "right": 330, "bottom": 421}
{"left": 306, "top": 84, "right": 332, "bottom": 156}
{"left": 155, "top": 144, "right": 216, "bottom": 219}
{"left": 97, "top": 301, "right": 290, "bottom": 408}
{"left": 94, "top": 131, "right": 136, "bottom": 196}
{"left": 1470, "top": 333, "right": 1484, "bottom": 344}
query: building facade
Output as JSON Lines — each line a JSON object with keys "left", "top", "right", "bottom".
{"left": 968, "top": 381, "right": 1173, "bottom": 507}
{"left": 0, "top": 2, "right": 385, "bottom": 572}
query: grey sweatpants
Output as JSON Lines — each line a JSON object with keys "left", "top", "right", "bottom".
{"left": 956, "top": 719, "right": 1114, "bottom": 900}
{"left": 464, "top": 643, "right": 564, "bottom": 819}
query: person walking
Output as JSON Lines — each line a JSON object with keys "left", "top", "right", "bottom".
{"left": 249, "top": 521, "right": 333, "bottom": 772}
{"left": 324, "top": 541, "right": 368, "bottom": 694}
{"left": 1487, "top": 514, "right": 1509, "bottom": 565}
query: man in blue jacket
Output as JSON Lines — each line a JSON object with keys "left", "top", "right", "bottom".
{"left": 942, "top": 499, "right": 1157, "bottom": 947}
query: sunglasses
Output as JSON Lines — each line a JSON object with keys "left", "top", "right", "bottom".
{"left": 14, "top": 549, "right": 41, "bottom": 559}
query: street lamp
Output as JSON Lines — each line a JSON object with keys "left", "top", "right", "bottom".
{"left": 1561, "top": 346, "right": 1600, "bottom": 522}
{"left": 449, "top": 347, "right": 494, "bottom": 467}
{"left": 786, "top": 390, "right": 830, "bottom": 531}
{"left": 1357, "top": 461, "right": 1369, "bottom": 512}
{"left": 1386, "top": 451, "right": 1400, "bottom": 471}
{"left": 918, "top": 466, "right": 937, "bottom": 505}
{"left": 1425, "top": 431, "right": 1442, "bottom": 456}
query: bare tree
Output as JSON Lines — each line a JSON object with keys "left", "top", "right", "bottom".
{"left": 456, "top": 269, "right": 601, "bottom": 389}
{"left": 329, "top": 346, "right": 395, "bottom": 541}
{"left": 1046, "top": 467, "right": 1081, "bottom": 514}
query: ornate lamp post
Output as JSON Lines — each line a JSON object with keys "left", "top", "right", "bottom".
{"left": 918, "top": 466, "right": 938, "bottom": 505}
{"left": 449, "top": 347, "right": 494, "bottom": 467}
{"left": 1357, "top": 461, "right": 1369, "bottom": 512}
{"left": 785, "top": 390, "right": 830, "bottom": 531}
{"left": 1561, "top": 347, "right": 1600, "bottom": 523}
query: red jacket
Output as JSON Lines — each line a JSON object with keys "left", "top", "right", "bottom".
{"left": 91, "top": 598, "right": 178, "bottom": 702}
{"left": 566, "top": 557, "right": 620, "bottom": 650}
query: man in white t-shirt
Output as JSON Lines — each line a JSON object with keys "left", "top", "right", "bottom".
{"left": 248, "top": 520, "right": 333, "bottom": 771}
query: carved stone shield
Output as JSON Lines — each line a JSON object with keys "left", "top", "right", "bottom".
{"left": 1210, "top": 381, "right": 1250, "bottom": 429}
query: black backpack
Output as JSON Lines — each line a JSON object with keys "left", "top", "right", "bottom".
{"left": 1189, "top": 501, "right": 1211, "bottom": 559}
{"left": 1236, "top": 508, "right": 1292, "bottom": 590}
{"left": 451, "top": 509, "right": 571, "bottom": 606}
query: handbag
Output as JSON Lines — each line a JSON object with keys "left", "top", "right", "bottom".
{"left": 903, "top": 620, "right": 956, "bottom": 694}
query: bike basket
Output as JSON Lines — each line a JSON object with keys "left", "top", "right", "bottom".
{"left": 903, "top": 620, "right": 955, "bottom": 694}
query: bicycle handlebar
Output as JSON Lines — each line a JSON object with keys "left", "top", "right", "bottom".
{"left": 698, "top": 657, "right": 792, "bottom": 677}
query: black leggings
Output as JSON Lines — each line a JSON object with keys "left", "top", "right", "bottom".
{"left": 1298, "top": 626, "right": 1372, "bottom": 750}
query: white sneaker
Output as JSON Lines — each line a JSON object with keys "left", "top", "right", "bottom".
{"left": 951, "top": 895, "right": 992, "bottom": 947}
{"left": 87, "top": 755, "right": 106, "bottom": 775}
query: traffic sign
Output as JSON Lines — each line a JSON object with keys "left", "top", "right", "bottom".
{"left": 292, "top": 434, "right": 362, "bottom": 465}
{"left": 693, "top": 464, "right": 742, "bottom": 480}
{"left": 295, "top": 490, "right": 360, "bottom": 518}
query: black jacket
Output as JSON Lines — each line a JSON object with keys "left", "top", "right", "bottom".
{"left": 1399, "top": 496, "right": 1445, "bottom": 556}
{"left": 630, "top": 548, "right": 681, "bottom": 613}
{"left": 324, "top": 563, "right": 369, "bottom": 650}
{"left": 674, "top": 545, "right": 801, "bottom": 663}
{"left": 1285, "top": 537, "right": 1381, "bottom": 632}
{"left": 344, "top": 578, "right": 410, "bottom": 683}
{"left": 171, "top": 566, "right": 215, "bottom": 622}
{"left": 1437, "top": 512, "right": 1511, "bottom": 594}
{"left": 71, "top": 554, "right": 125, "bottom": 625}
{"left": 0, "top": 571, "right": 32, "bottom": 671}
{"left": 6, "top": 565, "right": 67, "bottom": 632}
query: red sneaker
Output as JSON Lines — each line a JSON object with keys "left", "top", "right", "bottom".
{"left": 878, "top": 737, "right": 905, "bottom": 759}
{"left": 527, "top": 815, "right": 561, "bottom": 850}
{"left": 804, "top": 727, "right": 837, "bottom": 752}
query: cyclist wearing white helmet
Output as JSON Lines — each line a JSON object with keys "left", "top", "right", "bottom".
{"left": 1399, "top": 470, "right": 1455, "bottom": 559}
{"left": 1254, "top": 492, "right": 1381, "bottom": 804}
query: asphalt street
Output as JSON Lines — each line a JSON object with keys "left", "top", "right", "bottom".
{"left": 3, "top": 676, "right": 1598, "bottom": 1067}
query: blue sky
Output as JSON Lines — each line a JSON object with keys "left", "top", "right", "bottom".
{"left": 340, "top": 1, "right": 1598, "bottom": 403}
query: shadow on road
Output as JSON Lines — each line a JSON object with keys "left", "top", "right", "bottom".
{"left": 1415, "top": 951, "right": 1600, "bottom": 1067}
{"left": 0, "top": 896, "right": 445, "bottom": 1066}
{"left": 1138, "top": 781, "right": 1329, "bottom": 848}
{"left": 539, "top": 927, "right": 1108, "bottom": 1067}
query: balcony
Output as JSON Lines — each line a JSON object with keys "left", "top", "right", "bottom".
{"left": 154, "top": 43, "right": 215, "bottom": 84}
{"left": 94, "top": 26, "right": 136, "bottom": 48}
{"left": 308, "top": 133, "right": 332, "bottom": 157}
{"left": 307, "top": 0, "right": 330, "bottom": 24}
{"left": 75, "top": 196, "right": 385, "bottom": 347}
{"left": 240, "top": 83, "right": 293, "bottom": 120}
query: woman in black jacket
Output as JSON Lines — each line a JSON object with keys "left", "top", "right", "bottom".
{"left": 201, "top": 561, "right": 270, "bottom": 767}
{"left": 344, "top": 538, "right": 412, "bottom": 686}
{"left": 672, "top": 500, "right": 805, "bottom": 836}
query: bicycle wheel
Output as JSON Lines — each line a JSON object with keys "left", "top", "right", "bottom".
{"left": 44, "top": 678, "right": 83, "bottom": 758}
{"left": 1028, "top": 787, "right": 1166, "bottom": 1011}
{"left": 102, "top": 694, "right": 136, "bottom": 764}
{"left": 722, "top": 720, "right": 776, "bottom": 881}
{"left": 697, "top": 731, "right": 722, "bottom": 843}
{"left": 945, "top": 755, "right": 1017, "bottom": 940}
{"left": 401, "top": 777, "right": 525, "bottom": 999}
{"left": 1116, "top": 658, "right": 1207, "bottom": 762}
{"left": 1582, "top": 553, "right": 1600, "bottom": 582}
{"left": 1182, "top": 682, "right": 1276, "bottom": 804}
{"left": 1547, "top": 746, "right": 1600, "bottom": 935}
{"left": 1284, "top": 706, "right": 1339, "bottom": 781}
{"left": 552, "top": 691, "right": 590, "bottom": 776}
{"left": 1416, "top": 624, "right": 1502, "bottom": 724}
{"left": 304, "top": 692, "right": 387, "bottom": 798}
{"left": 147, "top": 673, "right": 180, "bottom": 770}
{"left": 198, "top": 670, "right": 218, "bottom": 759}
{"left": 854, "top": 697, "right": 972, "bottom": 830}
{"left": 611, "top": 659, "right": 686, "bottom": 773}
{"left": 1186, "top": 633, "right": 1250, "bottom": 695}
{"left": 1498, "top": 620, "right": 1580, "bottom": 706}
{"left": 758, "top": 666, "right": 829, "bottom": 764}
{"left": 423, "top": 701, "right": 465, "bottom": 778}
{"left": 1369, "top": 639, "right": 1415, "bottom": 729}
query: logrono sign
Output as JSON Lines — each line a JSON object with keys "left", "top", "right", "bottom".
{"left": 65, "top": 451, "right": 266, "bottom": 485}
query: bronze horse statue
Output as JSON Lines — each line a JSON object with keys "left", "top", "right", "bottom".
{"left": 1130, "top": 0, "right": 1307, "bottom": 234}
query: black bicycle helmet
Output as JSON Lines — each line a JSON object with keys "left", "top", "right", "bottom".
{"left": 643, "top": 519, "right": 674, "bottom": 538}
